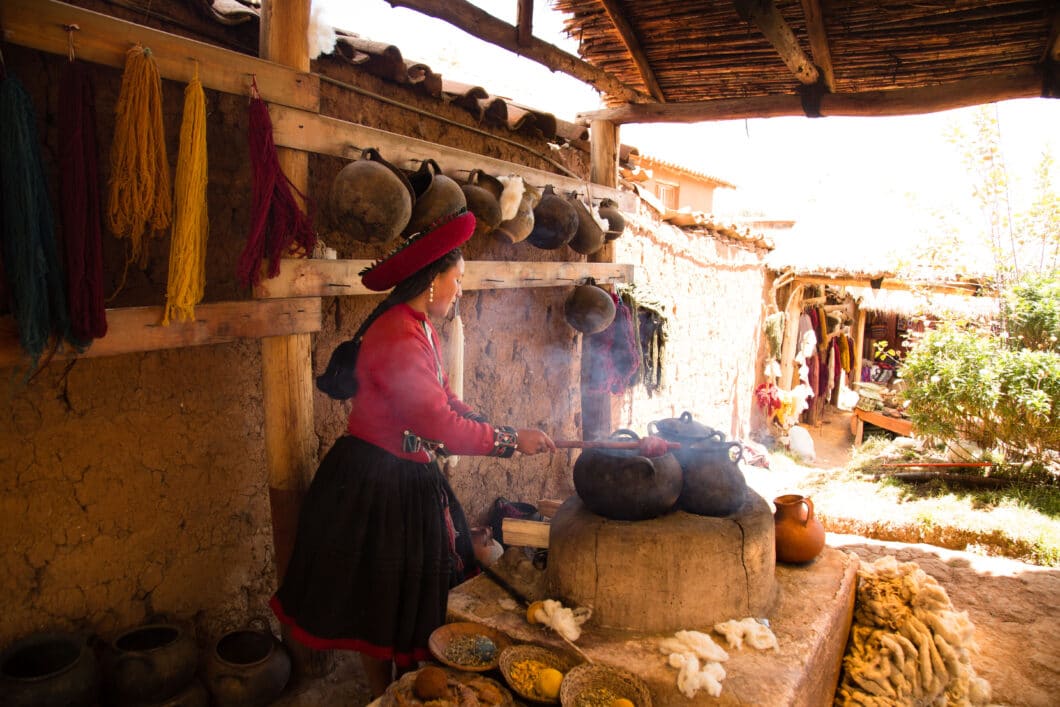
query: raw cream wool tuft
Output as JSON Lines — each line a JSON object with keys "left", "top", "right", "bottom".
{"left": 836, "top": 555, "right": 992, "bottom": 706}
{"left": 107, "top": 45, "right": 172, "bottom": 268}
{"left": 659, "top": 622, "right": 779, "bottom": 699}
{"left": 497, "top": 176, "right": 525, "bottom": 221}
{"left": 529, "top": 599, "right": 591, "bottom": 642}
{"left": 163, "top": 67, "right": 208, "bottom": 325}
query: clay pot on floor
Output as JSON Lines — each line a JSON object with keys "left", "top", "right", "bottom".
{"left": 773, "top": 494, "right": 826, "bottom": 564}
{"left": 0, "top": 632, "right": 99, "bottom": 707}
{"left": 204, "top": 620, "right": 290, "bottom": 707}
{"left": 103, "top": 621, "right": 199, "bottom": 707}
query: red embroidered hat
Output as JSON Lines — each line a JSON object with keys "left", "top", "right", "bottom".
{"left": 359, "top": 210, "right": 476, "bottom": 291}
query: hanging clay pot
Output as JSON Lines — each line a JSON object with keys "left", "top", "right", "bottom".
{"left": 564, "top": 279, "right": 616, "bottom": 334}
{"left": 204, "top": 619, "right": 291, "bottom": 707}
{"left": 0, "top": 632, "right": 99, "bottom": 707}
{"left": 565, "top": 192, "right": 606, "bottom": 255}
{"left": 494, "top": 181, "right": 540, "bottom": 244}
{"left": 460, "top": 170, "right": 503, "bottom": 238}
{"left": 403, "top": 159, "right": 466, "bottom": 236}
{"left": 329, "top": 148, "right": 414, "bottom": 244}
{"left": 102, "top": 620, "right": 198, "bottom": 706}
{"left": 773, "top": 494, "right": 826, "bottom": 564}
{"left": 597, "top": 198, "right": 627, "bottom": 241}
{"left": 527, "top": 185, "right": 578, "bottom": 250}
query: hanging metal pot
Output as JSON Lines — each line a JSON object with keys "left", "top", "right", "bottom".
{"left": 564, "top": 278, "right": 615, "bottom": 334}
{"left": 572, "top": 430, "right": 683, "bottom": 521}
{"left": 0, "top": 632, "right": 99, "bottom": 707}
{"left": 460, "top": 170, "right": 503, "bottom": 238}
{"left": 597, "top": 198, "right": 627, "bottom": 241}
{"left": 565, "top": 193, "right": 606, "bottom": 255}
{"left": 648, "top": 412, "right": 748, "bottom": 517}
{"left": 102, "top": 620, "right": 198, "bottom": 706}
{"left": 329, "top": 147, "right": 414, "bottom": 244}
{"left": 203, "top": 619, "right": 290, "bottom": 707}
{"left": 527, "top": 185, "right": 578, "bottom": 250}
{"left": 403, "top": 159, "right": 467, "bottom": 236}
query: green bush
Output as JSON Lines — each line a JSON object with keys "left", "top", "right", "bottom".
{"left": 1003, "top": 271, "right": 1060, "bottom": 352}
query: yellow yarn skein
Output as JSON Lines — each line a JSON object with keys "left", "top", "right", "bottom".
{"left": 107, "top": 44, "right": 172, "bottom": 269}
{"left": 163, "top": 67, "right": 208, "bottom": 325}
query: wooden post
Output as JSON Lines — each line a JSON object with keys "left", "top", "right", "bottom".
{"left": 259, "top": 0, "right": 332, "bottom": 678}
{"left": 778, "top": 283, "right": 805, "bottom": 391}
{"left": 582, "top": 120, "right": 619, "bottom": 442}
{"left": 852, "top": 307, "right": 867, "bottom": 387}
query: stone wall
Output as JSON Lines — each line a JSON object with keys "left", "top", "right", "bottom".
{"left": 0, "top": 5, "right": 767, "bottom": 650}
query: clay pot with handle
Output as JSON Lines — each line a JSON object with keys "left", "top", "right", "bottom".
{"left": 403, "top": 159, "right": 467, "bottom": 237}
{"left": 204, "top": 618, "right": 290, "bottom": 707}
{"left": 572, "top": 429, "right": 683, "bottom": 521}
{"left": 773, "top": 494, "right": 826, "bottom": 564}
{"left": 528, "top": 185, "right": 578, "bottom": 250}
{"left": 0, "top": 631, "right": 99, "bottom": 707}
{"left": 329, "top": 147, "right": 414, "bottom": 244}
{"left": 102, "top": 620, "right": 198, "bottom": 706}
{"left": 460, "top": 169, "right": 503, "bottom": 238}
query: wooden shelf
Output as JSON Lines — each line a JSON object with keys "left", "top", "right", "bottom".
{"left": 0, "top": 298, "right": 321, "bottom": 369}
{"left": 254, "top": 259, "right": 636, "bottom": 298}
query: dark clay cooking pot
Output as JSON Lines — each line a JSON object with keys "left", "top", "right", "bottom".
{"left": 649, "top": 412, "right": 748, "bottom": 517}
{"left": 572, "top": 429, "right": 683, "bottom": 521}
{"left": 103, "top": 620, "right": 198, "bottom": 706}
{"left": 204, "top": 619, "right": 290, "bottom": 707}
{"left": 0, "top": 631, "right": 99, "bottom": 707}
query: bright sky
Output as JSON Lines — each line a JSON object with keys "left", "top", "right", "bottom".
{"left": 316, "top": 0, "right": 1060, "bottom": 252}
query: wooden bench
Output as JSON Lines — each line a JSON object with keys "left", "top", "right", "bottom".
{"left": 850, "top": 408, "right": 913, "bottom": 445}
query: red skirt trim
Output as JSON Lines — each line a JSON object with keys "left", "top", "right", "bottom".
{"left": 269, "top": 595, "right": 431, "bottom": 668}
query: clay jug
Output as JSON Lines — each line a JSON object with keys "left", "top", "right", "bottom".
{"left": 773, "top": 494, "right": 826, "bottom": 564}
{"left": 103, "top": 620, "right": 199, "bottom": 706}
{"left": 403, "top": 159, "right": 467, "bottom": 236}
{"left": 564, "top": 279, "right": 615, "bottom": 334}
{"left": 204, "top": 619, "right": 291, "bottom": 707}
{"left": 528, "top": 185, "right": 578, "bottom": 249}
{"left": 565, "top": 193, "right": 606, "bottom": 255}
{"left": 597, "top": 198, "right": 627, "bottom": 241}
{"left": 573, "top": 430, "right": 683, "bottom": 521}
{"left": 0, "top": 632, "right": 99, "bottom": 707}
{"left": 460, "top": 170, "right": 503, "bottom": 238}
{"left": 329, "top": 148, "right": 414, "bottom": 244}
{"left": 494, "top": 181, "right": 540, "bottom": 244}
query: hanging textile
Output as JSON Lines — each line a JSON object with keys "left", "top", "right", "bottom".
{"left": 163, "top": 65, "right": 209, "bottom": 324}
{"left": 59, "top": 60, "right": 107, "bottom": 341}
{"left": 0, "top": 73, "right": 73, "bottom": 366}
{"left": 586, "top": 292, "right": 640, "bottom": 395}
{"left": 620, "top": 283, "right": 669, "bottom": 395}
{"left": 107, "top": 45, "right": 172, "bottom": 270}
{"left": 237, "top": 83, "right": 316, "bottom": 289}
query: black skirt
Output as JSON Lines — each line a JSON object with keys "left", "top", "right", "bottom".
{"left": 270, "top": 436, "right": 475, "bottom": 667}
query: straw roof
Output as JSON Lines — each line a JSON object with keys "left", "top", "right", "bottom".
{"left": 847, "top": 286, "right": 999, "bottom": 320}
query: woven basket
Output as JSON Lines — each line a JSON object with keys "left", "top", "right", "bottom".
{"left": 559, "top": 663, "right": 653, "bottom": 707}
{"left": 427, "top": 622, "right": 511, "bottom": 672}
{"left": 498, "top": 644, "right": 581, "bottom": 704}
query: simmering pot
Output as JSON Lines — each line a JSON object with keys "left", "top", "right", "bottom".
{"left": 649, "top": 412, "right": 748, "bottom": 517}
{"left": 572, "top": 430, "right": 683, "bottom": 521}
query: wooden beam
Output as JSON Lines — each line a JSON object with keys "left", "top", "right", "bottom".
{"left": 0, "top": 299, "right": 321, "bottom": 369}
{"left": 799, "top": 0, "right": 835, "bottom": 92}
{"left": 598, "top": 0, "right": 666, "bottom": 102}
{"left": 254, "top": 260, "right": 636, "bottom": 298}
{"left": 734, "top": 0, "right": 819, "bottom": 85}
{"left": 266, "top": 103, "right": 637, "bottom": 212}
{"left": 384, "top": 0, "right": 652, "bottom": 104}
{"left": 578, "top": 69, "right": 1043, "bottom": 124}
{"left": 852, "top": 307, "right": 867, "bottom": 392}
{"left": 501, "top": 518, "right": 550, "bottom": 548}
{"left": 517, "top": 0, "right": 533, "bottom": 47}
{"left": 1047, "top": 9, "right": 1060, "bottom": 61}
{"left": 0, "top": 0, "right": 318, "bottom": 112}
{"left": 792, "top": 275, "right": 984, "bottom": 297}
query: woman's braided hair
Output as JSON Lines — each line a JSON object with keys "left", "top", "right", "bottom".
{"left": 316, "top": 249, "right": 463, "bottom": 400}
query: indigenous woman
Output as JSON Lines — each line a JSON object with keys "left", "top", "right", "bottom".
{"left": 270, "top": 210, "right": 555, "bottom": 695}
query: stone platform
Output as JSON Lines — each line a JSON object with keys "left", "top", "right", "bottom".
{"left": 448, "top": 546, "right": 858, "bottom": 706}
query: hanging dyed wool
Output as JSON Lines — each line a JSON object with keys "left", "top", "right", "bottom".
{"left": 237, "top": 86, "right": 316, "bottom": 289}
{"left": 163, "top": 66, "right": 209, "bottom": 324}
{"left": 0, "top": 73, "right": 73, "bottom": 366}
{"left": 107, "top": 45, "right": 171, "bottom": 269}
{"left": 59, "top": 60, "right": 107, "bottom": 342}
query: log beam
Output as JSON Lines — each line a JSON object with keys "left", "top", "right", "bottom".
{"left": 384, "top": 0, "right": 652, "bottom": 103}
{"left": 734, "top": 0, "right": 819, "bottom": 85}
{"left": 517, "top": 0, "right": 533, "bottom": 47}
{"left": 800, "top": 0, "right": 835, "bottom": 92}
{"left": 599, "top": 0, "right": 666, "bottom": 102}
{"left": 578, "top": 69, "right": 1043, "bottom": 124}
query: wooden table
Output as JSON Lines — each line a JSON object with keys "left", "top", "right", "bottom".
{"left": 850, "top": 407, "right": 913, "bottom": 445}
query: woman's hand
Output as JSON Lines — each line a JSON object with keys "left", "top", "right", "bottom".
{"left": 516, "top": 429, "right": 556, "bottom": 455}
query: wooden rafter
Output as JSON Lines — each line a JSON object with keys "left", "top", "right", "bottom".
{"left": 578, "top": 68, "right": 1042, "bottom": 123}
{"left": 517, "top": 0, "right": 533, "bottom": 47}
{"left": 1047, "top": 8, "right": 1060, "bottom": 61}
{"left": 799, "top": 0, "right": 834, "bottom": 91}
{"left": 384, "top": 0, "right": 653, "bottom": 103}
{"left": 599, "top": 0, "right": 666, "bottom": 102}
{"left": 734, "top": 0, "right": 819, "bottom": 85}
